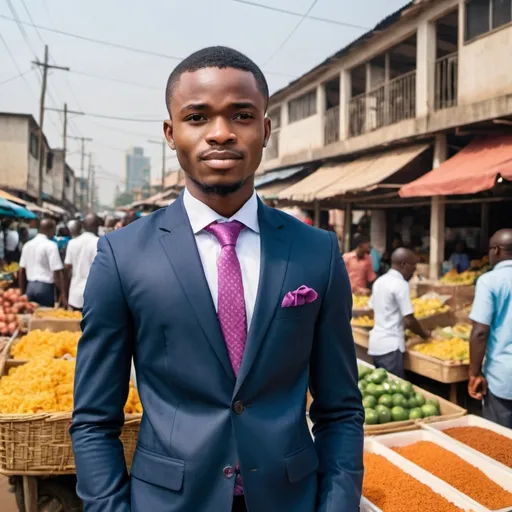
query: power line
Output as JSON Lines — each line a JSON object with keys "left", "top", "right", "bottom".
{"left": 232, "top": 0, "right": 370, "bottom": 30}
{"left": 0, "top": 68, "right": 32, "bottom": 85}
{"left": 0, "top": 32, "right": 35, "bottom": 95}
{"left": 0, "top": 14, "right": 299, "bottom": 78}
{"left": 18, "top": 0, "right": 45, "bottom": 44}
{"left": 263, "top": 0, "right": 319, "bottom": 67}
{"left": 69, "top": 69, "right": 161, "bottom": 91}
{"left": 89, "top": 120, "right": 159, "bottom": 139}
{"left": 4, "top": 0, "right": 37, "bottom": 55}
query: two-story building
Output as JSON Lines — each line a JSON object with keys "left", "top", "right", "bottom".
{"left": 0, "top": 112, "right": 78, "bottom": 213}
{"left": 261, "top": 0, "right": 512, "bottom": 278}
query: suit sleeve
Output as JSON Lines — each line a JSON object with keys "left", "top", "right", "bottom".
{"left": 70, "top": 235, "right": 133, "bottom": 512}
{"left": 309, "top": 232, "right": 364, "bottom": 512}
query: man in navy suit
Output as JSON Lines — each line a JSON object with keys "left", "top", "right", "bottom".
{"left": 71, "top": 46, "right": 364, "bottom": 512}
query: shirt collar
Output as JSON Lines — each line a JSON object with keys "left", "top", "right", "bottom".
{"left": 494, "top": 260, "right": 512, "bottom": 270}
{"left": 388, "top": 268, "right": 406, "bottom": 280}
{"left": 183, "top": 188, "right": 260, "bottom": 235}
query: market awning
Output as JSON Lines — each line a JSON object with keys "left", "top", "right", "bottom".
{"left": 400, "top": 134, "right": 512, "bottom": 197}
{"left": 42, "top": 202, "right": 68, "bottom": 217}
{"left": 254, "top": 166, "right": 305, "bottom": 188}
{"left": 0, "top": 198, "right": 37, "bottom": 219}
{"left": 278, "top": 144, "right": 429, "bottom": 202}
{"left": 256, "top": 181, "right": 295, "bottom": 200}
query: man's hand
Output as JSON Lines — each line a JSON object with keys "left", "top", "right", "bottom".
{"left": 468, "top": 374, "right": 487, "bottom": 400}
{"left": 59, "top": 293, "right": 68, "bottom": 309}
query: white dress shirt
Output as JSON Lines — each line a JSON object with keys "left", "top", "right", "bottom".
{"left": 183, "top": 188, "right": 261, "bottom": 329}
{"left": 368, "top": 269, "right": 414, "bottom": 356}
{"left": 19, "top": 233, "right": 64, "bottom": 284}
{"left": 65, "top": 231, "right": 99, "bottom": 308}
{"left": 5, "top": 229, "right": 19, "bottom": 252}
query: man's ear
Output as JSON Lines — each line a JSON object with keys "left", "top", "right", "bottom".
{"left": 163, "top": 120, "right": 175, "bottom": 150}
{"left": 263, "top": 116, "right": 271, "bottom": 148}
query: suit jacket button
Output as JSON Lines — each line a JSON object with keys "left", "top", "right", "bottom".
{"left": 233, "top": 401, "right": 245, "bottom": 414}
{"left": 223, "top": 466, "right": 234, "bottom": 479}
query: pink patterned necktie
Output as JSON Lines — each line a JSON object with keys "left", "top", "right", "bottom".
{"left": 205, "top": 220, "right": 247, "bottom": 376}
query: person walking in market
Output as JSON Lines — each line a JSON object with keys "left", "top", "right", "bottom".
{"left": 368, "top": 248, "right": 429, "bottom": 378}
{"left": 468, "top": 229, "right": 512, "bottom": 428}
{"left": 64, "top": 214, "right": 99, "bottom": 313}
{"left": 18, "top": 218, "right": 67, "bottom": 308}
{"left": 343, "top": 234, "right": 376, "bottom": 295}
{"left": 71, "top": 46, "right": 363, "bottom": 512}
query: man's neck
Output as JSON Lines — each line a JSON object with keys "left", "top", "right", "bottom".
{"left": 185, "top": 178, "right": 255, "bottom": 218}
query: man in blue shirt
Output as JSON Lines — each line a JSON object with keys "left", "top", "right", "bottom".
{"left": 469, "top": 229, "right": 512, "bottom": 428}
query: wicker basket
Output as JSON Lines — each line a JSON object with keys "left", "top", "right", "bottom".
{"left": 0, "top": 356, "right": 141, "bottom": 476}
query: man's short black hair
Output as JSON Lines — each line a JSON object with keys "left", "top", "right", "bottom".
{"left": 353, "top": 234, "right": 370, "bottom": 249}
{"left": 165, "top": 46, "right": 269, "bottom": 114}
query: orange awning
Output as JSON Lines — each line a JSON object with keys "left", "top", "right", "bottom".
{"left": 400, "top": 134, "right": 512, "bottom": 197}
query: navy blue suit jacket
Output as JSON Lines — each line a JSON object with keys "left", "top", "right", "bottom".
{"left": 71, "top": 195, "right": 364, "bottom": 512}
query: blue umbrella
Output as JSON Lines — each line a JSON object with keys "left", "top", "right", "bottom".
{"left": 0, "top": 197, "right": 37, "bottom": 219}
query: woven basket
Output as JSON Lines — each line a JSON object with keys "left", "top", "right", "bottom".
{"left": 0, "top": 355, "right": 141, "bottom": 476}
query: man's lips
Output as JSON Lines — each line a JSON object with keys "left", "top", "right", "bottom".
{"left": 199, "top": 151, "right": 243, "bottom": 170}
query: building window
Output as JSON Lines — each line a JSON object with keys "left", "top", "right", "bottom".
{"left": 465, "top": 0, "right": 512, "bottom": 41}
{"left": 29, "top": 133, "right": 39, "bottom": 159}
{"left": 288, "top": 90, "right": 317, "bottom": 123}
{"left": 268, "top": 108, "right": 281, "bottom": 129}
{"left": 46, "top": 151, "right": 53, "bottom": 173}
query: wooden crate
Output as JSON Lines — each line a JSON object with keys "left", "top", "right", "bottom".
{"left": 418, "top": 310, "right": 456, "bottom": 331}
{"left": 417, "top": 282, "right": 475, "bottom": 311}
{"left": 404, "top": 349, "right": 468, "bottom": 384}
{"left": 352, "top": 327, "right": 370, "bottom": 348}
{"left": 29, "top": 308, "right": 81, "bottom": 333}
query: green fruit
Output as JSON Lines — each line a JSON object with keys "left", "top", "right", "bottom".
{"left": 358, "top": 366, "right": 372, "bottom": 380}
{"left": 392, "top": 393, "right": 408, "bottom": 408}
{"left": 399, "top": 381, "right": 414, "bottom": 398}
{"left": 382, "top": 381, "right": 392, "bottom": 392}
{"left": 368, "top": 369, "right": 387, "bottom": 384}
{"left": 426, "top": 398, "right": 440, "bottom": 411}
{"left": 415, "top": 393, "right": 426, "bottom": 407}
{"left": 363, "top": 396, "right": 377, "bottom": 409}
{"left": 409, "top": 408, "right": 424, "bottom": 420}
{"left": 375, "top": 404, "right": 390, "bottom": 415}
{"left": 389, "top": 381, "right": 401, "bottom": 394}
{"left": 391, "top": 406, "right": 409, "bottom": 422}
{"left": 407, "top": 397, "right": 419, "bottom": 409}
{"left": 364, "top": 408, "right": 379, "bottom": 425}
{"left": 365, "top": 383, "right": 378, "bottom": 396}
{"left": 378, "top": 394, "right": 394, "bottom": 408}
{"left": 421, "top": 404, "right": 439, "bottom": 418}
{"left": 378, "top": 408, "right": 392, "bottom": 424}
{"left": 373, "top": 385, "right": 385, "bottom": 399}
{"left": 358, "top": 380, "right": 368, "bottom": 393}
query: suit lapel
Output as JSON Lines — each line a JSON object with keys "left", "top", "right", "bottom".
{"left": 234, "top": 202, "right": 291, "bottom": 396}
{"left": 158, "top": 196, "right": 235, "bottom": 383}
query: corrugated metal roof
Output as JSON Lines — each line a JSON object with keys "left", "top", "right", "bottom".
{"left": 254, "top": 166, "right": 306, "bottom": 188}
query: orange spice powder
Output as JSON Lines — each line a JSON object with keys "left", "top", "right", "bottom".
{"left": 394, "top": 441, "right": 512, "bottom": 510}
{"left": 363, "top": 452, "right": 464, "bottom": 512}
{"left": 444, "top": 426, "right": 512, "bottom": 468}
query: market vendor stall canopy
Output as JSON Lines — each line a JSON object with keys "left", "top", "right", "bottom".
{"left": 400, "top": 134, "right": 512, "bottom": 197}
{"left": 255, "top": 165, "right": 310, "bottom": 200}
{"left": 0, "top": 197, "right": 36, "bottom": 219}
{"left": 278, "top": 144, "right": 429, "bottom": 203}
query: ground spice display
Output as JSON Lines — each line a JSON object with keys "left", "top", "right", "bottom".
{"left": 394, "top": 441, "right": 512, "bottom": 510}
{"left": 444, "top": 426, "right": 512, "bottom": 468}
{"left": 363, "top": 452, "right": 464, "bottom": 512}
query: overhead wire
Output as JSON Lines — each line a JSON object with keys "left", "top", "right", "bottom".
{"left": 0, "top": 32, "right": 36, "bottom": 95}
{"left": 0, "top": 68, "right": 32, "bottom": 86}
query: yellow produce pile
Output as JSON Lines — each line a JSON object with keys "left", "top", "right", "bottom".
{"left": 351, "top": 315, "right": 374, "bottom": 328}
{"left": 412, "top": 297, "right": 450, "bottom": 319}
{"left": 33, "top": 309, "right": 82, "bottom": 319}
{"left": 440, "top": 269, "right": 479, "bottom": 285}
{"left": 11, "top": 330, "right": 81, "bottom": 360}
{"left": 3, "top": 262, "right": 19, "bottom": 273}
{"left": 0, "top": 358, "right": 142, "bottom": 414}
{"left": 352, "top": 295, "right": 370, "bottom": 309}
{"left": 411, "top": 337, "right": 469, "bottom": 364}
{"left": 433, "top": 323, "right": 471, "bottom": 341}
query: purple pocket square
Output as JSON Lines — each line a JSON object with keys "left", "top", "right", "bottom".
{"left": 281, "top": 285, "right": 318, "bottom": 308}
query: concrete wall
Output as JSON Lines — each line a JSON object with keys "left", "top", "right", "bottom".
{"left": 458, "top": 25, "right": 512, "bottom": 105}
{"left": 0, "top": 116, "right": 29, "bottom": 190}
{"left": 278, "top": 114, "right": 323, "bottom": 158}
{"left": 51, "top": 150, "right": 65, "bottom": 201}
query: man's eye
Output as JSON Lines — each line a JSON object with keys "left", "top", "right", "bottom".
{"left": 186, "top": 114, "right": 206, "bottom": 122}
{"left": 235, "top": 113, "right": 254, "bottom": 120}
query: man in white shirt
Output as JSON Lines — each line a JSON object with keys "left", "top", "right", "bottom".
{"left": 65, "top": 214, "right": 99, "bottom": 311}
{"left": 3, "top": 219, "right": 20, "bottom": 262}
{"left": 369, "top": 248, "right": 428, "bottom": 377}
{"left": 19, "top": 219, "right": 67, "bottom": 308}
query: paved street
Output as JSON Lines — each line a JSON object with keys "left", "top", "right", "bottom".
{"left": 0, "top": 477, "right": 17, "bottom": 511}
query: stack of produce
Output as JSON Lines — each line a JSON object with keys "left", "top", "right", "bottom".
{"left": 440, "top": 269, "right": 481, "bottom": 285}
{"left": 0, "top": 288, "right": 37, "bottom": 336}
{"left": 33, "top": 309, "right": 82, "bottom": 319}
{"left": 0, "top": 357, "right": 142, "bottom": 414}
{"left": 444, "top": 426, "right": 512, "bottom": 468}
{"left": 11, "top": 329, "right": 81, "bottom": 359}
{"left": 358, "top": 367, "right": 440, "bottom": 425}
{"left": 394, "top": 441, "right": 512, "bottom": 510}
{"left": 363, "top": 452, "right": 464, "bottom": 512}
{"left": 411, "top": 297, "right": 450, "bottom": 319}
{"left": 433, "top": 323, "right": 471, "bottom": 340}
{"left": 351, "top": 315, "right": 374, "bottom": 328}
{"left": 2, "top": 262, "right": 19, "bottom": 274}
{"left": 352, "top": 295, "right": 370, "bottom": 309}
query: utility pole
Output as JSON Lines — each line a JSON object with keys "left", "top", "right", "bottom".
{"left": 47, "top": 106, "right": 85, "bottom": 202}
{"left": 148, "top": 139, "right": 166, "bottom": 191}
{"left": 68, "top": 135, "right": 92, "bottom": 213}
{"left": 87, "top": 152, "right": 93, "bottom": 213}
{"left": 32, "top": 45, "right": 70, "bottom": 206}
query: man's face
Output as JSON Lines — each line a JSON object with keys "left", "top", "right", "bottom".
{"left": 357, "top": 242, "right": 371, "bottom": 256}
{"left": 164, "top": 67, "right": 270, "bottom": 196}
{"left": 403, "top": 258, "right": 418, "bottom": 281}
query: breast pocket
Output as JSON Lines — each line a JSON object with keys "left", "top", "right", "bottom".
{"left": 274, "top": 301, "right": 319, "bottom": 320}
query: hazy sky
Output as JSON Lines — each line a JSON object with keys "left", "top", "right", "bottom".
{"left": 1, "top": 0, "right": 409, "bottom": 206}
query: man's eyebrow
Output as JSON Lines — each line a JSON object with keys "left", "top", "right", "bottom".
{"left": 180, "top": 103, "right": 209, "bottom": 113}
{"left": 232, "top": 102, "right": 256, "bottom": 109}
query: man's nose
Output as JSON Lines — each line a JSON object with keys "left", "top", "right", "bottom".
{"left": 206, "top": 117, "right": 236, "bottom": 145}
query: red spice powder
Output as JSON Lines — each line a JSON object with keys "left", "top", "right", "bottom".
{"left": 363, "top": 452, "right": 464, "bottom": 512}
{"left": 444, "top": 426, "right": 512, "bottom": 468}
{"left": 394, "top": 441, "right": 512, "bottom": 510}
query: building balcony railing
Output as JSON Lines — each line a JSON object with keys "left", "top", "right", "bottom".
{"left": 265, "top": 131, "right": 279, "bottom": 160}
{"left": 324, "top": 105, "right": 340, "bottom": 145}
{"left": 435, "top": 52, "right": 458, "bottom": 110}
{"left": 349, "top": 70, "right": 417, "bottom": 137}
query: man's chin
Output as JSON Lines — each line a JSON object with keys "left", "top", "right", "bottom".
{"left": 190, "top": 176, "right": 246, "bottom": 197}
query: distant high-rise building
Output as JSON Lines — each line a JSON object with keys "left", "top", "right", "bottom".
{"left": 125, "top": 147, "right": 150, "bottom": 193}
